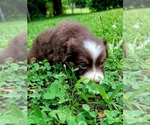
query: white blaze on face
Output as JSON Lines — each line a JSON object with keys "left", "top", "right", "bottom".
{"left": 81, "top": 40, "right": 104, "bottom": 83}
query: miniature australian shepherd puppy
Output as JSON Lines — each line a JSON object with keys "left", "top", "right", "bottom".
{"left": 28, "top": 21, "right": 107, "bottom": 83}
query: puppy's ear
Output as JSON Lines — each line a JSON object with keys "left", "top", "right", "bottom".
{"left": 102, "top": 39, "right": 108, "bottom": 58}
{"left": 67, "top": 37, "right": 77, "bottom": 50}
{"left": 62, "top": 37, "right": 77, "bottom": 62}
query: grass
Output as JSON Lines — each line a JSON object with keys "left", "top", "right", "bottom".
{"left": 0, "top": 19, "right": 27, "bottom": 125}
{"left": 65, "top": 8, "right": 90, "bottom": 14}
{"left": 0, "top": 7, "right": 149, "bottom": 124}
{"left": 0, "top": 20, "right": 27, "bottom": 51}
{"left": 27, "top": 8, "right": 123, "bottom": 124}
{"left": 123, "top": 8, "right": 150, "bottom": 125}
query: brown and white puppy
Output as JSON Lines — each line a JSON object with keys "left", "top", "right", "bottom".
{"left": 0, "top": 32, "right": 27, "bottom": 63}
{"left": 28, "top": 21, "right": 107, "bottom": 83}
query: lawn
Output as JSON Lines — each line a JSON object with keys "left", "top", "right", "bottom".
{"left": 27, "top": 8, "right": 123, "bottom": 125}
{"left": 65, "top": 8, "right": 90, "bottom": 14}
{"left": 0, "top": 20, "right": 27, "bottom": 125}
{"left": 0, "top": 20, "right": 26, "bottom": 51}
{"left": 123, "top": 8, "right": 150, "bottom": 125}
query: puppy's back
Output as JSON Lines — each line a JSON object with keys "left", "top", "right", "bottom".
{"left": 0, "top": 32, "right": 27, "bottom": 63}
{"left": 27, "top": 21, "right": 94, "bottom": 63}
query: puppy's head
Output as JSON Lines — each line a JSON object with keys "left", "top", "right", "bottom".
{"left": 65, "top": 38, "right": 107, "bottom": 84}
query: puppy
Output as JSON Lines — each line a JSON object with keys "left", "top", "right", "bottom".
{"left": 28, "top": 21, "right": 107, "bottom": 83}
{"left": 0, "top": 32, "right": 27, "bottom": 63}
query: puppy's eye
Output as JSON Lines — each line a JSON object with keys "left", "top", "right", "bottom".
{"left": 79, "top": 63, "right": 88, "bottom": 69}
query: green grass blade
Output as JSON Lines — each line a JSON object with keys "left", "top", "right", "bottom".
{"left": 75, "top": 77, "right": 87, "bottom": 87}
{"left": 128, "top": 83, "right": 150, "bottom": 101}
{"left": 109, "top": 84, "right": 122, "bottom": 101}
{"left": 96, "top": 84, "right": 109, "bottom": 100}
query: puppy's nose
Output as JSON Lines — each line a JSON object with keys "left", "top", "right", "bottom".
{"left": 94, "top": 79, "right": 100, "bottom": 84}
{"left": 93, "top": 74, "right": 100, "bottom": 84}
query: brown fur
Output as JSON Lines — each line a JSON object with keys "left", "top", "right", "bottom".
{"left": 28, "top": 21, "right": 107, "bottom": 63}
{"left": 0, "top": 32, "right": 27, "bottom": 63}
{"left": 28, "top": 21, "right": 107, "bottom": 81}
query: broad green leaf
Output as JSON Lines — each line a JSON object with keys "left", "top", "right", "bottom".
{"left": 10, "top": 63, "right": 20, "bottom": 71}
{"left": 82, "top": 104, "right": 90, "bottom": 111}
{"left": 87, "top": 82, "right": 109, "bottom": 100}
{"left": 44, "top": 92, "right": 55, "bottom": 99}
{"left": 78, "top": 121, "right": 87, "bottom": 125}
{"left": 67, "top": 116, "right": 77, "bottom": 125}
{"left": 88, "top": 111, "right": 97, "bottom": 118}
{"left": 10, "top": 105, "right": 24, "bottom": 118}
{"left": 86, "top": 81, "right": 99, "bottom": 94}
{"left": 49, "top": 110, "right": 58, "bottom": 120}
{"left": 0, "top": 115, "right": 16, "bottom": 125}
{"left": 58, "top": 112, "right": 68, "bottom": 123}
{"left": 28, "top": 115, "right": 39, "bottom": 124}
{"left": 76, "top": 114, "right": 86, "bottom": 123}
{"left": 33, "top": 106, "right": 43, "bottom": 118}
